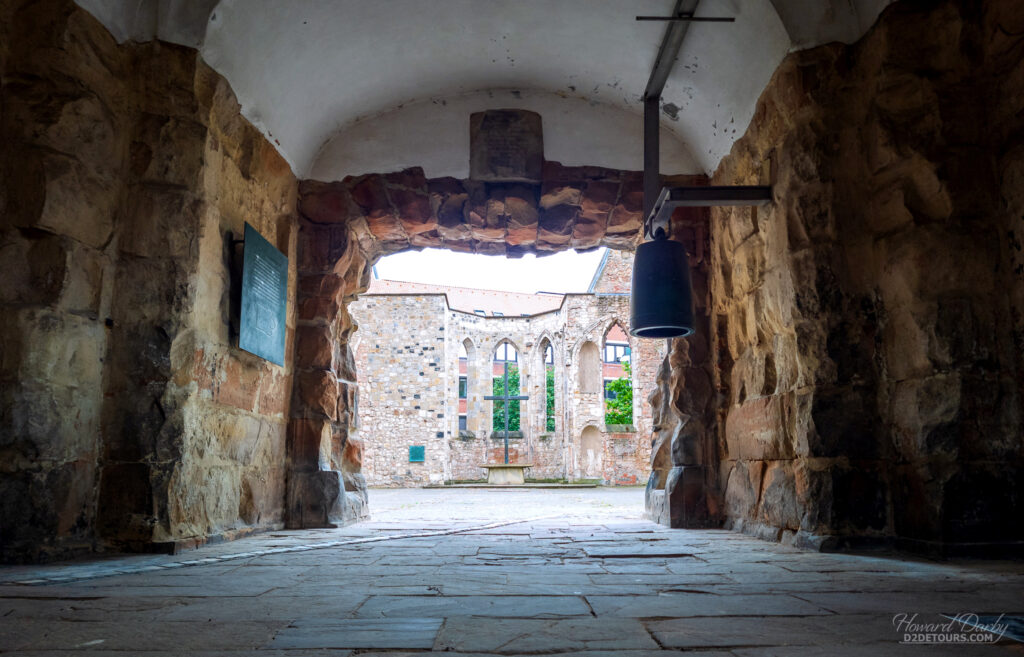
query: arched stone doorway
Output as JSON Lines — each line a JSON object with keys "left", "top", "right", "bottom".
{"left": 288, "top": 165, "right": 710, "bottom": 527}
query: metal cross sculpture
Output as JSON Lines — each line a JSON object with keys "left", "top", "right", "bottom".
{"left": 484, "top": 360, "right": 529, "bottom": 464}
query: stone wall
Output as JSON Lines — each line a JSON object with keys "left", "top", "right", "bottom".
{"left": 352, "top": 295, "right": 451, "bottom": 486}
{"left": 0, "top": 0, "right": 297, "bottom": 561}
{"left": 589, "top": 249, "right": 633, "bottom": 293}
{"left": 704, "top": 0, "right": 1024, "bottom": 553}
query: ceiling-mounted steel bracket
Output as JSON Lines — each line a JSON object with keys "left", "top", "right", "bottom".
{"left": 645, "top": 185, "right": 774, "bottom": 237}
{"left": 643, "top": 0, "right": 699, "bottom": 235}
{"left": 640, "top": 1, "right": 771, "bottom": 240}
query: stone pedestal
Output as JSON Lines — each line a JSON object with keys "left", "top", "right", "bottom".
{"left": 286, "top": 470, "right": 366, "bottom": 528}
{"left": 666, "top": 465, "right": 709, "bottom": 528}
{"left": 480, "top": 464, "right": 533, "bottom": 485}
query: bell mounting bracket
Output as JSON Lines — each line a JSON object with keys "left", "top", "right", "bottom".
{"left": 641, "top": 0, "right": 772, "bottom": 240}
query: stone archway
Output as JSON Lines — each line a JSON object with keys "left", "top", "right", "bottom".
{"left": 288, "top": 165, "right": 710, "bottom": 527}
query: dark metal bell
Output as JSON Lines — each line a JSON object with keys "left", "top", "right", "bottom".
{"left": 629, "top": 236, "right": 695, "bottom": 338}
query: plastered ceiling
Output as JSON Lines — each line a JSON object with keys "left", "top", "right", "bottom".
{"left": 76, "top": 0, "right": 893, "bottom": 179}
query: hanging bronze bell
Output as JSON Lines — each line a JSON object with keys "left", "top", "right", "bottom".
{"left": 629, "top": 234, "right": 695, "bottom": 338}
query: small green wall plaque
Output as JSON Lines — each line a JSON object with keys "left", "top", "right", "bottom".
{"left": 409, "top": 445, "right": 425, "bottom": 462}
{"left": 239, "top": 222, "right": 288, "bottom": 366}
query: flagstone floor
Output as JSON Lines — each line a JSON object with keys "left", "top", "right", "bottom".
{"left": 1, "top": 488, "right": 1022, "bottom": 656}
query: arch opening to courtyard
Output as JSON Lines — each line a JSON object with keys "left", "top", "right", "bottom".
{"left": 291, "top": 166, "right": 712, "bottom": 526}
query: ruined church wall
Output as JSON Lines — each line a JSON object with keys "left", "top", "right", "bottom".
{"left": 351, "top": 285, "right": 661, "bottom": 487}
{"left": 708, "top": 0, "right": 1024, "bottom": 551}
{"left": 0, "top": 0, "right": 298, "bottom": 561}
{"left": 444, "top": 310, "right": 566, "bottom": 482}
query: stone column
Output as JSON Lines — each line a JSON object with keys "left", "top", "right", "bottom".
{"left": 287, "top": 202, "right": 368, "bottom": 528}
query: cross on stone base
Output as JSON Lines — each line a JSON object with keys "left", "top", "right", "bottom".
{"left": 484, "top": 360, "right": 528, "bottom": 464}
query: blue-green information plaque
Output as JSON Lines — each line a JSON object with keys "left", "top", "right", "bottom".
{"left": 239, "top": 223, "right": 288, "bottom": 366}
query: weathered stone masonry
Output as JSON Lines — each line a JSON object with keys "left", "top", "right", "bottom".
{"left": 5, "top": 0, "right": 1020, "bottom": 563}
{"left": 701, "top": 0, "right": 1024, "bottom": 553}
{"left": 1, "top": 0, "right": 298, "bottom": 560}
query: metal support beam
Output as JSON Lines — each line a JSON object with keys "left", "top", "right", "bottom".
{"left": 643, "top": 0, "right": 698, "bottom": 237}
{"left": 643, "top": 96, "right": 660, "bottom": 226}
{"left": 644, "top": 0, "right": 700, "bottom": 100}
{"left": 648, "top": 185, "right": 774, "bottom": 235}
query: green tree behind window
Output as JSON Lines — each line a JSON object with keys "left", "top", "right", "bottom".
{"left": 492, "top": 365, "right": 521, "bottom": 431}
{"left": 604, "top": 360, "right": 633, "bottom": 425}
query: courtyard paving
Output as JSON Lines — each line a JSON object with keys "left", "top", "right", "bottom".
{"left": 1, "top": 488, "right": 1022, "bottom": 655}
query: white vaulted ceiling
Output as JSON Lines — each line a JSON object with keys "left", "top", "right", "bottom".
{"left": 76, "top": 0, "right": 894, "bottom": 179}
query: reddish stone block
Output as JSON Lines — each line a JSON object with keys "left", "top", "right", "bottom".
{"left": 572, "top": 182, "right": 615, "bottom": 249}
{"left": 725, "top": 395, "right": 794, "bottom": 461}
{"left": 216, "top": 357, "right": 259, "bottom": 412}
{"left": 432, "top": 179, "right": 471, "bottom": 240}
{"left": 297, "top": 370, "right": 338, "bottom": 419}
{"left": 298, "top": 295, "right": 342, "bottom": 322}
{"left": 541, "top": 160, "right": 571, "bottom": 182}
{"left": 580, "top": 181, "right": 618, "bottom": 220}
{"left": 297, "top": 223, "right": 349, "bottom": 274}
{"left": 608, "top": 178, "right": 643, "bottom": 236}
{"left": 288, "top": 418, "right": 329, "bottom": 469}
{"left": 581, "top": 165, "right": 622, "bottom": 181}
{"left": 348, "top": 174, "right": 391, "bottom": 213}
{"left": 475, "top": 241, "right": 507, "bottom": 256}
{"left": 505, "top": 187, "right": 539, "bottom": 246}
{"left": 384, "top": 167, "right": 427, "bottom": 190}
{"left": 539, "top": 183, "right": 582, "bottom": 209}
{"left": 298, "top": 273, "right": 344, "bottom": 302}
{"left": 505, "top": 243, "right": 537, "bottom": 258}
{"left": 538, "top": 204, "right": 577, "bottom": 247}
{"left": 365, "top": 213, "right": 408, "bottom": 243}
{"left": 391, "top": 188, "right": 435, "bottom": 234}
{"left": 258, "top": 370, "right": 290, "bottom": 416}
{"left": 190, "top": 348, "right": 213, "bottom": 392}
{"left": 298, "top": 180, "right": 354, "bottom": 224}
{"left": 295, "top": 324, "right": 333, "bottom": 370}
{"left": 343, "top": 437, "right": 364, "bottom": 471}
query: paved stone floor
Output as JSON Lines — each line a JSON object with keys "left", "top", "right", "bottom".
{"left": 1, "top": 488, "right": 1022, "bottom": 655}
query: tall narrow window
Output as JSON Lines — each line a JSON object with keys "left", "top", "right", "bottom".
{"left": 602, "top": 323, "right": 632, "bottom": 425}
{"left": 542, "top": 342, "right": 555, "bottom": 432}
{"left": 492, "top": 341, "right": 520, "bottom": 432}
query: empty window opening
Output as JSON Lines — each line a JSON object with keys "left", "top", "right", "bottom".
{"left": 603, "top": 322, "right": 632, "bottom": 426}
{"left": 542, "top": 341, "right": 556, "bottom": 432}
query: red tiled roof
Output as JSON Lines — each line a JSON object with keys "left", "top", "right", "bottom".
{"left": 365, "top": 279, "right": 564, "bottom": 315}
